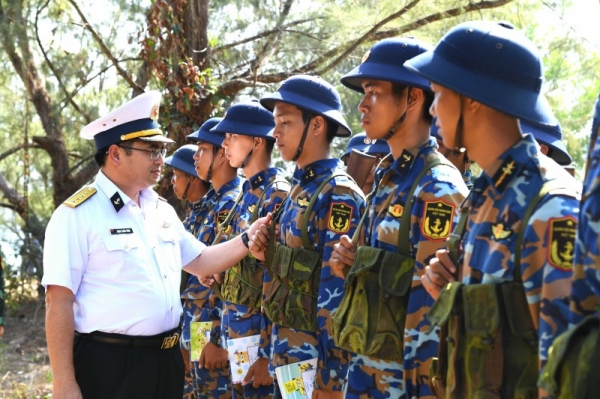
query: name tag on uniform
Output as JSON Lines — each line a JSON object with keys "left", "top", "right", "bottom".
{"left": 110, "top": 228, "right": 133, "bottom": 235}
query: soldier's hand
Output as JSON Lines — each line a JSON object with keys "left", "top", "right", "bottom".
{"left": 199, "top": 341, "right": 229, "bottom": 370}
{"left": 312, "top": 389, "right": 343, "bottom": 399}
{"left": 330, "top": 235, "right": 355, "bottom": 279}
{"left": 248, "top": 213, "right": 272, "bottom": 260}
{"left": 242, "top": 357, "right": 273, "bottom": 388}
{"left": 422, "top": 248, "right": 457, "bottom": 300}
{"left": 199, "top": 275, "right": 215, "bottom": 288}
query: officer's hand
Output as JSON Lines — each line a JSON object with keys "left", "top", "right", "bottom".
{"left": 199, "top": 275, "right": 215, "bottom": 288}
{"left": 422, "top": 249, "right": 457, "bottom": 300}
{"left": 312, "top": 389, "right": 343, "bottom": 399}
{"left": 199, "top": 341, "right": 229, "bottom": 370}
{"left": 330, "top": 235, "right": 355, "bottom": 279}
{"left": 52, "top": 378, "right": 83, "bottom": 399}
{"left": 242, "top": 357, "right": 273, "bottom": 388}
{"left": 248, "top": 213, "right": 272, "bottom": 260}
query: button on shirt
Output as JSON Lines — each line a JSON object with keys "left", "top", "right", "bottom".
{"left": 42, "top": 171, "right": 205, "bottom": 336}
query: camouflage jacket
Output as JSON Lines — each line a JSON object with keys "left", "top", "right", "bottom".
{"left": 221, "top": 167, "right": 290, "bottom": 358}
{"left": 460, "top": 134, "right": 579, "bottom": 366}
{"left": 269, "top": 158, "right": 365, "bottom": 391}
{"left": 570, "top": 94, "right": 600, "bottom": 325}
{"left": 182, "top": 176, "right": 243, "bottom": 341}
{"left": 354, "top": 138, "right": 467, "bottom": 396}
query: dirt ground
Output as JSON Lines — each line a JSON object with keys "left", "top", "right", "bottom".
{"left": 0, "top": 299, "right": 52, "bottom": 398}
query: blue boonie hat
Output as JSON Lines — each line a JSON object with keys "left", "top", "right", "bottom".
{"left": 210, "top": 101, "right": 275, "bottom": 141}
{"left": 165, "top": 144, "right": 198, "bottom": 176}
{"left": 341, "top": 37, "right": 432, "bottom": 93}
{"left": 404, "top": 21, "right": 554, "bottom": 125}
{"left": 260, "top": 75, "right": 351, "bottom": 137}
{"left": 364, "top": 139, "right": 390, "bottom": 156}
{"left": 187, "top": 117, "right": 225, "bottom": 147}
{"left": 520, "top": 120, "right": 571, "bottom": 165}
{"left": 81, "top": 91, "right": 174, "bottom": 150}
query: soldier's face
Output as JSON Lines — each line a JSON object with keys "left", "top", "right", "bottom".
{"left": 429, "top": 83, "right": 461, "bottom": 150}
{"left": 193, "top": 141, "right": 215, "bottom": 181}
{"left": 359, "top": 79, "right": 406, "bottom": 140}
{"left": 170, "top": 168, "right": 190, "bottom": 200}
{"left": 222, "top": 133, "right": 254, "bottom": 169}
{"left": 272, "top": 102, "right": 306, "bottom": 162}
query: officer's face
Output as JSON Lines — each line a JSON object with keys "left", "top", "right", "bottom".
{"left": 429, "top": 82, "right": 461, "bottom": 150}
{"left": 170, "top": 168, "right": 190, "bottom": 200}
{"left": 222, "top": 133, "right": 254, "bottom": 169}
{"left": 359, "top": 79, "right": 406, "bottom": 140}
{"left": 120, "top": 141, "right": 166, "bottom": 188}
{"left": 193, "top": 141, "right": 215, "bottom": 181}
{"left": 272, "top": 102, "right": 305, "bottom": 162}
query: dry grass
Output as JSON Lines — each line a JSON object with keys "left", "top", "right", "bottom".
{"left": 0, "top": 299, "right": 52, "bottom": 398}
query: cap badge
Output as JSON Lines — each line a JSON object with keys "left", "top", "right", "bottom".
{"left": 361, "top": 50, "right": 370, "bottom": 63}
{"left": 150, "top": 104, "right": 160, "bottom": 121}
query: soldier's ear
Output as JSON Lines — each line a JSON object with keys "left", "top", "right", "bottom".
{"left": 311, "top": 115, "right": 326, "bottom": 136}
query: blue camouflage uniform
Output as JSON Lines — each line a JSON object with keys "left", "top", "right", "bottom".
{"left": 570, "top": 94, "right": 600, "bottom": 324}
{"left": 221, "top": 168, "right": 289, "bottom": 399}
{"left": 182, "top": 176, "right": 243, "bottom": 399}
{"left": 267, "top": 159, "right": 365, "bottom": 394}
{"left": 345, "top": 139, "right": 467, "bottom": 398}
{"left": 459, "top": 134, "right": 578, "bottom": 366}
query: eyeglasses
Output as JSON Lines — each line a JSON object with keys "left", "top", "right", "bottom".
{"left": 118, "top": 145, "right": 167, "bottom": 160}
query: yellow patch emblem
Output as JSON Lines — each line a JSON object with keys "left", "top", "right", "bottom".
{"left": 328, "top": 203, "right": 352, "bottom": 233}
{"left": 297, "top": 197, "right": 309, "bottom": 207}
{"left": 388, "top": 203, "right": 403, "bottom": 218}
{"left": 422, "top": 201, "right": 454, "bottom": 240}
{"left": 63, "top": 187, "right": 97, "bottom": 208}
{"left": 548, "top": 217, "right": 577, "bottom": 270}
{"left": 491, "top": 223, "right": 512, "bottom": 240}
{"left": 247, "top": 205, "right": 256, "bottom": 214}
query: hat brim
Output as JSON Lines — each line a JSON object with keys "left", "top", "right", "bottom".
{"left": 260, "top": 93, "right": 351, "bottom": 137}
{"left": 519, "top": 130, "right": 571, "bottom": 165}
{"left": 341, "top": 63, "right": 431, "bottom": 92}
{"left": 210, "top": 120, "right": 275, "bottom": 141}
{"left": 405, "top": 52, "right": 555, "bottom": 125}
{"left": 165, "top": 156, "right": 197, "bottom": 176}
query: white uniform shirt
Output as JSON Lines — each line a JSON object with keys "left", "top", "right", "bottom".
{"left": 42, "top": 171, "right": 205, "bottom": 335}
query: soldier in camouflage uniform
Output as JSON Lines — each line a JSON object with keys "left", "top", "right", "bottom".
{"left": 165, "top": 144, "right": 212, "bottom": 398}
{"left": 537, "top": 94, "right": 600, "bottom": 399}
{"left": 330, "top": 37, "right": 468, "bottom": 399}
{"left": 184, "top": 117, "right": 243, "bottom": 399}
{"left": 407, "top": 21, "right": 580, "bottom": 398}
{"left": 257, "top": 75, "right": 365, "bottom": 398}
{"left": 210, "top": 101, "right": 290, "bottom": 399}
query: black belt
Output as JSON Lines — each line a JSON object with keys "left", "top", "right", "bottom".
{"left": 75, "top": 329, "right": 180, "bottom": 350}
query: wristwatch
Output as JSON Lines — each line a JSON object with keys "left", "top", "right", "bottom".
{"left": 210, "top": 334, "right": 221, "bottom": 346}
{"left": 241, "top": 231, "right": 250, "bottom": 249}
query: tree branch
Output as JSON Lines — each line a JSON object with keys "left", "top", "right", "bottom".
{"left": 34, "top": 0, "right": 91, "bottom": 124}
{"left": 216, "top": 78, "right": 270, "bottom": 97}
{"left": 212, "top": 17, "right": 320, "bottom": 53}
{"left": 69, "top": 159, "right": 99, "bottom": 190}
{"left": 67, "top": 0, "right": 144, "bottom": 93}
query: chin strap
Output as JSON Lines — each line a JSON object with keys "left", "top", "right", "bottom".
{"left": 238, "top": 138, "right": 256, "bottom": 169}
{"left": 383, "top": 88, "right": 412, "bottom": 140}
{"left": 181, "top": 179, "right": 191, "bottom": 200}
{"left": 453, "top": 94, "right": 466, "bottom": 153}
{"left": 205, "top": 146, "right": 219, "bottom": 182}
{"left": 292, "top": 112, "right": 313, "bottom": 162}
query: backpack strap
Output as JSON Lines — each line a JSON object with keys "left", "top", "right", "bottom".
{"left": 250, "top": 177, "right": 291, "bottom": 223}
{"left": 301, "top": 173, "right": 346, "bottom": 250}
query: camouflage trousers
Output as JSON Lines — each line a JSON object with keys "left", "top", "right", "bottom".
{"left": 190, "top": 360, "right": 233, "bottom": 399}
{"left": 232, "top": 382, "right": 273, "bottom": 399}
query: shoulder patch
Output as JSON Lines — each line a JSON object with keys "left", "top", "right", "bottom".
{"left": 388, "top": 203, "right": 403, "bottom": 218}
{"left": 547, "top": 216, "right": 577, "bottom": 270}
{"left": 327, "top": 202, "right": 353, "bottom": 233}
{"left": 421, "top": 200, "right": 454, "bottom": 240}
{"left": 63, "top": 187, "right": 97, "bottom": 208}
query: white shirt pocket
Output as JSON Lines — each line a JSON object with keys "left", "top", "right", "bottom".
{"left": 156, "top": 228, "right": 182, "bottom": 273}
{"left": 103, "top": 234, "right": 145, "bottom": 280}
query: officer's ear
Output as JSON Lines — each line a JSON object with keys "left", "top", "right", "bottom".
{"left": 107, "top": 144, "right": 123, "bottom": 165}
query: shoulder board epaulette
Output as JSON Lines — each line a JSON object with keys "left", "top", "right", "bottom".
{"left": 158, "top": 196, "right": 167, "bottom": 202}
{"left": 63, "top": 187, "right": 97, "bottom": 208}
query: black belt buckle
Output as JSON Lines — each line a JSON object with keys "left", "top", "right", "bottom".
{"left": 160, "top": 332, "right": 179, "bottom": 349}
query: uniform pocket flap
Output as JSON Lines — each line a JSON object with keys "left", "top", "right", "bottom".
{"left": 103, "top": 235, "right": 141, "bottom": 253}
{"left": 500, "top": 282, "right": 536, "bottom": 338}
{"left": 290, "top": 247, "right": 321, "bottom": 281}
{"left": 428, "top": 282, "right": 463, "bottom": 329}
{"left": 462, "top": 284, "right": 500, "bottom": 337}
{"left": 156, "top": 228, "right": 181, "bottom": 244}
{"left": 379, "top": 252, "right": 414, "bottom": 297}
{"left": 348, "top": 246, "right": 385, "bottom": 277}
{"left": 273, "top": 244, "right": 293, "bottom": 277}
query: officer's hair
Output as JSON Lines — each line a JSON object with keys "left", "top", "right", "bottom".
{"left": 301, "top": 110, "right": 336, "bottom": 144}
{"left": 94, "top": 141, "right": 135, "bottom": 166}
{"left": 391, "top": 83, "right": 434, "bottom": 125}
